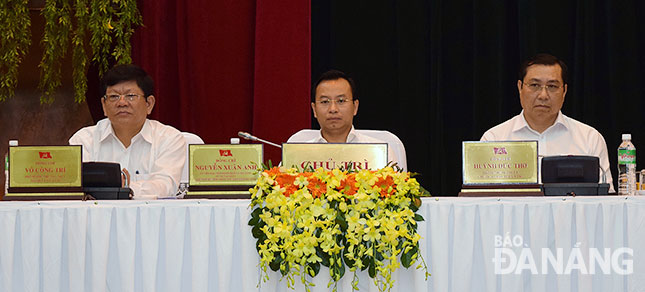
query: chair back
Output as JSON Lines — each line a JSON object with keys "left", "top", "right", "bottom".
{"left": 286, "top": 129, "right": 319, "bottom": 142}
{"left": 181, "top": 132, "right": 205, "bottom": 184}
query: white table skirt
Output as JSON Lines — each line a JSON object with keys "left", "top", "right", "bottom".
{"left": 0, "top": 197, "right": 644, "bottom": 292}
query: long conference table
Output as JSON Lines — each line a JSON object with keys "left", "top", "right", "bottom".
{"left": 1, "top": 196, "right": 644, "bottom": 292}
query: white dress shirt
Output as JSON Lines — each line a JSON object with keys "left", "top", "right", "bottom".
{"left": 287, "top": 127, "right": 400, "bottom": 169}
{"left": 481, "top": 111, "right": 614, "bottom": 192}
{"left": 69, "top": 118, "right": 187, "bottom": 199}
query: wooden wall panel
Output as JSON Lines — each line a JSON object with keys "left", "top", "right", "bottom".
{"left": 0, "top": 11, "right": 94, "bottom": 198}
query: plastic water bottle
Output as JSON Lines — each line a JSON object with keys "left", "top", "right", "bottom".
{"left": 4, "top": 140, "right": 18, "bottom": 195}
{"left": 618, "top": 134, "right": 636, "bottom": 195}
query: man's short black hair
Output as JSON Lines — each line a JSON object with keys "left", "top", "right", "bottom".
{"left": 311, "top": 69, "right": 358, "bottom": 102}
{"left": 100, "top": 64, "right": 154, "bottom": 99}
{"left": 519, "top": 53, "right": 568, "bottom": 84}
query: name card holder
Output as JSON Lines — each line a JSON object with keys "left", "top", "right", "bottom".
{"left": 282, "top": 143, "right": 388, "bottom": 171}
{"left": 459, "top": 141, "right": 543, "bottom": 197}
{"left": 185, "top": 144, "right": 263, "bottom": 199}
{"left": 4, "top": 145, "right": 84, "bottom": 200}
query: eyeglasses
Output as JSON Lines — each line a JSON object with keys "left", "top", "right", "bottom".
{"left": 523, "top": 82, "right": 564, "bottom": 94}
{"left": 316, "top": 97, "right": 353, "bottom": 107}
{"left": 103, "top": 93, "right": 144, "bottom": 103}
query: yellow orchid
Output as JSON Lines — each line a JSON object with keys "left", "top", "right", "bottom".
{"left": 248, "top": 166, "right": 428, "bottom": 292}
{"left": 294, "top": 175, "right": 309, "bottom": 188}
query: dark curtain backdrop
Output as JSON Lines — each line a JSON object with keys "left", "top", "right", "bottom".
{"left": 126, "top": 0, "right": 310, "bottom": 163}
{"left": 313, "top": 1, "right": 645, "bottom": 195}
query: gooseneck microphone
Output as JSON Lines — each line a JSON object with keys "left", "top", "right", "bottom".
{"left": 237, "top": 131, "right": 282, "bottom": 148}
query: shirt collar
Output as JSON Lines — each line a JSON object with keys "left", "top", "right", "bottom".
{"left": 317, "top": 126, "right": 356, "bottom": 143}
{"left": 139, "top": 120, "right": 153, "bottom": 143}
{"left": 513, "top": 110, "right": 568, "bottom": 134}
{"left": 346, "top": 126, "right": 358, "bottom": 142}
{"left": 100, "top": 118, "right": 152, "bottom": 143}
{"left": 99, "top": 119, "right": 114, "bottom": 142}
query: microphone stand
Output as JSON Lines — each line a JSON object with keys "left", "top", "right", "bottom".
{"left": 238, "top": 132, "right": 282, "bottom": 148}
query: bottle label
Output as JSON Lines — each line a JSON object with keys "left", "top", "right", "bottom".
{"left": 618, "top": 149, "right": 636, "bottom": 164}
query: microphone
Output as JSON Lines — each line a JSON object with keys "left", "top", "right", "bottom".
{"left": 238, "top": 131, "right": 282, "bottom": 148}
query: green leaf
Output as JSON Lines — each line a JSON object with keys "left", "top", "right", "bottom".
{"left": 401, "top": 249, "right": 412, "bottom": 268}
{"left": 418, "top": 185, "right": 432, "bottom": 197}
{"left": 342, "top": 246, "right": 355, "bottom": 267}
{"left": 250, "top": 207, "right": 262, "bottom": 217}
{"left": 335, "top": 215, "right": 348, "bottom": 231}
{"left": 368, "top": 259, "right": 376, "bottom": 278}
{"left": 269, "top": 260, "right": 280, "bottom": 272}
{"left": 335, "top": 256, "right": 346, "bottom": 280}
{"left": 248, "top": 216, "right": 259, "bottom": 226}
{"left": 0, "top": 0, "right": 30, "bottom": 102}
{"left": 375, "top": 249, "right": 384, "bottom": 261}
{"left": 308, "top": 262, "right": 320, "bottom": 277}
{"left": 255, "top": 237, "right": 265, "bottom": 252}
{"left": 414, "top": 213, "right": 425, "bottom": 222}
{"left": 302, "top": 162, "right": 314, "bottom": 172}
{"left": 401, "top": 245, "right": 418, "bottom": 268}
{"left": 409, "top": 200, "right": 419, "bottom": 212}
{"left": 269, "top": 253, "right": 282, "bottom": 271}
{"left": 360, "top": 254, "right": 370, "bottom": 271}
{"left": 279, "top": 261, "right": 289, "bottom": 276}
{"left": 251, "top": 224, "right": 264, "bottom": 239}
{"left": 248, "top": 208, "right": 262, "bottom": 226}
{"left": 396, "top": 239, "right": 404, "bottom": 251}
{"left": 317, "top": 246, "right": 330, "bottom": 267}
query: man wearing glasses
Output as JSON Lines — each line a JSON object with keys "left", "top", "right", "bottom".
{"left": 69, "top": 64, "right": 186, "bottom": 199}
{"left": 481, "top": 53, "right": 613, "bottom": 191}
{"left": 288, "top": 70, "right": 399, "bottom": 167}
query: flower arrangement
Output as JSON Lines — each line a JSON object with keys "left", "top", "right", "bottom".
{"left": 248, "top": 166, "right": 429, "bottom": 291}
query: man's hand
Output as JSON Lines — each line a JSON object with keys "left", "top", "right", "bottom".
{"left": 121, "top": 168, "right": 131, "bottom": 187}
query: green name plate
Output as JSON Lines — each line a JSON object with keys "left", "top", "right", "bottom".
{"left": 9, "top": 145, "right": 82, "bottom": 188}
{"left": 462, "top": 141, "right": 538, "bottom": 185}
{"left": 189, "top": 144, "right": 262, "bottom": 186}
{"left": 282, "top": 143, "right": 387, "bottom": 171}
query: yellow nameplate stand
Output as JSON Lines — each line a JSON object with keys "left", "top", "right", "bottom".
{"left": 282, "top": 143, "right": 388, "bottom": 171}
{"left": 459, "top": 141, "right": 543, "bottom": 196}
{"left": 185, "top": 144, "right": 263, "bottom": 199}
{"left": 5, "top": 145, "right": 84, "bottom": 200}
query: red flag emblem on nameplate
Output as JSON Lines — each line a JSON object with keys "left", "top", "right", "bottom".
{"left": 219, "top": 149, "right": 233, "bottom": 157}
{"left": 493, "top": 147, "right": 507, "bottom": 155}
{"left": 39, "top": 152, "right": 53, "bottom": 159}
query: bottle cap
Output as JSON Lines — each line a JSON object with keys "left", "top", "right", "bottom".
{"left": 622, "top": 134, "right": 632, "bottom": 140}
{"left": 8, "top": 140, "right": 18, "bottom": 146}
{"left": 230, "top": 138, "right": 240, "bottom": 144}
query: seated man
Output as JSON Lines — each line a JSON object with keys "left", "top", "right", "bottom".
{"left": 287, "top": 70, "right": 405, "bottom": 171}
{"left": 481, "top": 53, "right": 613, "bottom": 191}
{"left": 69, "top": 64, "right": 186, "bottom": 199}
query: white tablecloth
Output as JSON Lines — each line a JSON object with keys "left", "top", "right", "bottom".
{"left": 1, "top": 197, "right": 644, "bottom": 292}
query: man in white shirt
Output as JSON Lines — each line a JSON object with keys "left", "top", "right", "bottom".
{"left": 287, "top": 70, "right": 402, "bottom": 169}
{"left": 481, "top": 54, "right": 613, "bottom": 191}
{"left": 69, "top": 64, "right": 186, "bottom": 199}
